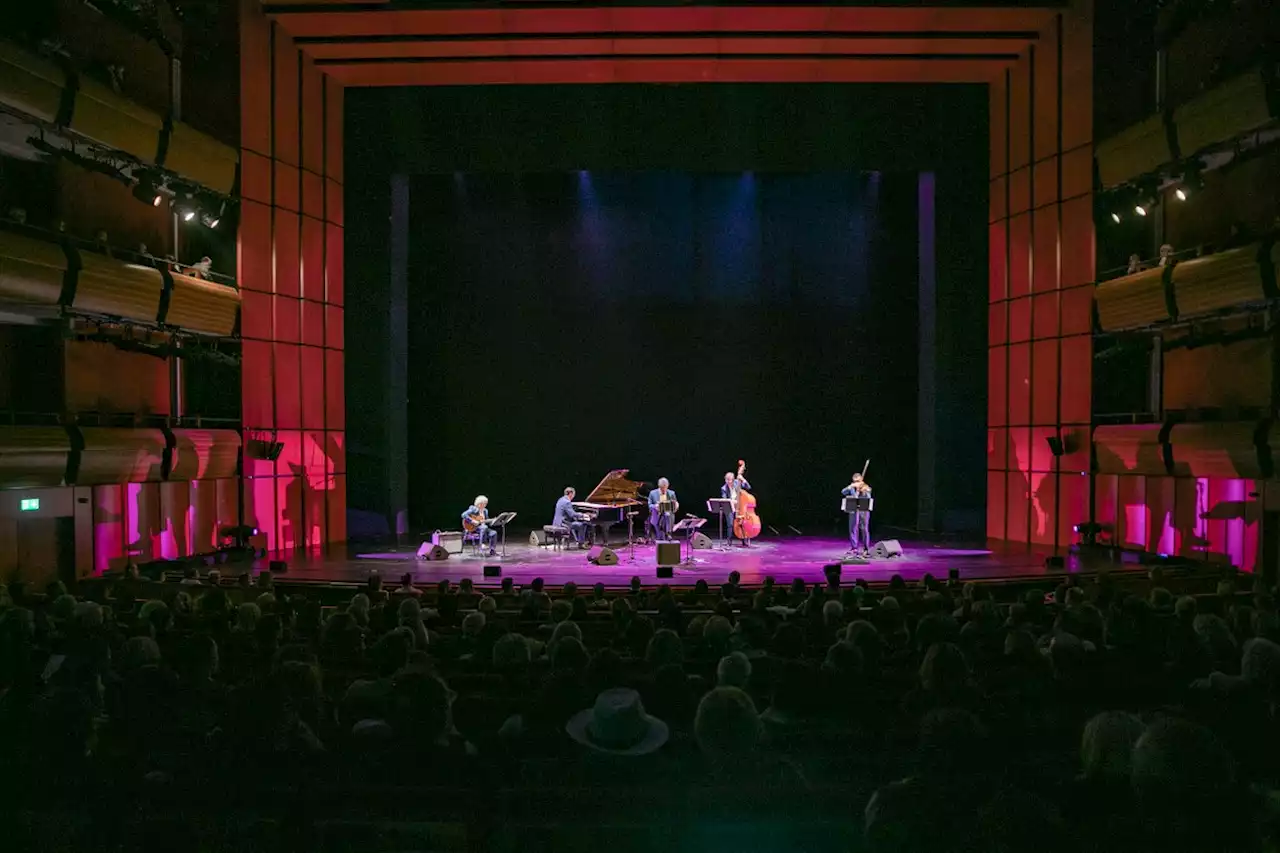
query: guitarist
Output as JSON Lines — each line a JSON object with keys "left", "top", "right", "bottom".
{"left": 721, "top": 469, "right": 752, "bottom": 546}
{"left": 841, "top": 473, "right": 873, "bottom": 557}
{"left": 462, "top": 495, "right": 499, "bottom": 556}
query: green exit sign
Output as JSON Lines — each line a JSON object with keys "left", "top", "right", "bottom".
{"left": 19, "top": 498, "right": 39, "bottom": 512}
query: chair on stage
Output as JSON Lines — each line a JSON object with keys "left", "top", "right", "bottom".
{"left": 542, "top": 525, "right": 571, "bottom": 551}
{"left": 462, "top": 529, "right": 486, "bottom": 557}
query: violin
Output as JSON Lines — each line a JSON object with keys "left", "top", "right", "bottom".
{"left": 732, "top": 459, "right": 762, "bottom": 540}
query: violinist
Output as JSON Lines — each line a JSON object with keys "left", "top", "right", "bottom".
{"left": 841, "top": 473, "right": 873, "bottom": 557}
{"left": 721, "top": 470, "right": 752, "bottom": 546}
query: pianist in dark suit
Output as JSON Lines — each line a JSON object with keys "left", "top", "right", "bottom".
{"left": 462, "top": 495, "right": 499, "bottom": 555}
{"left": 553, "top": 487, "right": 592, "bottom": 548}
{"left": 647, "top": 478, "right": 679, "bottom": 540}
{"left": 721, "top": 471, "right": 752, "bottom": 546}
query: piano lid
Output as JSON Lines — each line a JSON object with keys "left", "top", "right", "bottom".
{"left": 579, "top": 468, "right": 646, "bottom": 507}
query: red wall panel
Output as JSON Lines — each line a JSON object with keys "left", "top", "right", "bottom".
{"left": 239, "top": 0, "right": 272, "bottom": 156}
{"left": 1060, "top": 196, "right": 1095, "bottom": 288}
{"left": 305, "top": 485, "right": 327, "bottom": 548}
{"left": 1032, "top": 205, "right": 1059, "bottom": 292}
{"left": 327, "top": 431, "right": 346, "bottom": 475}
{"left": 1009, "top": 167, "right": 1031, "bottom": 215}
{"left": 325, "top": 304, "right": 344, "bottom": 350}
{"left": 242, "top": 151, "right": 272, "bottom": 205}
{"left": 247, "top": 476, "right": 278, "bottom": 552}
{"left": 1005, "top": 470, "right": 1030, "bottom": 543}
{"left": 989, "top": 301, "right": 1008, "bottom": 346}
{"left": 301, "top": 58, "right": 325, "bottom": 175}
{"left": 1174, "top": 477, "right": 1204, "bottom": 559}
{"left": 988, "top": 346, "right": 1008, "bottom": 427}
{"left": 326, "top": 179, "right": 345, "bottom": 227}
{"left": 1008, "top": 53, "right": 1031, "bottom": 171}
{"left": 301, "top": 346, "right": 326, "bottom": 429}
{"left": 1032, "top": 338, "right": 1059, "bottom": 425}
{"left": 1009, "top": 297, "right": 1032, "bottom": 343}
{"left": 1032, "top": 30, "right": 1060, "bottom": 162}
{"left": 274, "top": 210, "right": 301, "bottom": 297}
{"left": 159, "top": 480, "right": 192, "bottom": 559}
{"left": 990, "top": 73, "right": 1008, "bottom": 178}
{"left": 239, "top": 201, "right": 273, "bottom": 293}
{"left": 273, "top": 24, "right": 300, "bottom": 166}
{"left": 1057, "top": 472, "right": 1088, "bottom": 546}
{"left": 303, "top": 172, "right": 325, "bottom": 220}
{"left": 241, "top": 289, "right": 272, "bottom": 342}
{"left": 1062, "top": 146, "right": 1092, "bottom": 201}
{"left": 1146, "top": 475, "right": 1177, "bottom": 555}
{"left": 1008, "top": 342, "right": 1031, "bottom": 426}
{"left": 302, "top": 299, "right": 324, "bottom": 347}
{"left": 990, "top": 175, "right": 1007, "bottom": 223}
{"left": 1061, "top": 284, "right": 1092, "bottom": 336}
{"left": 1031, "top": 426, "right": 1057, "bottom": 473}
{"left": 987, "top": 470, "right": 1007, "bottom": 540}
{"left": 1059, "top": 335, "right": 1091, "bottom": 423}
{"left": 1031, "top": 472, "right": 1056, "bottom": 545}
{"left": 274, "top": 294, "right": 300, "bottom": 343}
{"left": 191, "top": 479, "right": 218, "bottom": 554}
{"left": 1033, "top": 291, "right": 1059, "bottom": 340}
{"left": 241, "top": 339, "right": 275, "bottom": 431}
{"left": 275, "top": 343, "right": 302, "bottom": 429}
{"left": 1117, "top": 475, "right": 1148, "bottom": 549}
{"left": 988, "top": 428, "right": 1008, "bottom": 474}
{"left": 1033, "top": 156, "right": 1059, "bottom": 210}
{"left": 325, "top": 80, "right": 344, "bottom": 183}
{"left": 216, "top": 478, "right": 240, "bottom": 541}
{"left": 275, "top": 162, "right": 300, "bottom": 214}
{"left": 93, "top": 484, "right": 124, "bottom": 573}
{"left": 301, "top": 216, "right": 325, "bottom": 301}
{"left": 1009, "top": 213, "right": 1032, "bottom": 298}
{"left": 1008, "top": 426, "right": 1030, "bottom": 473}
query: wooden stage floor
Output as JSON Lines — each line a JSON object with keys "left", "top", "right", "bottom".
{"left": 269, "top": 534, "right": 1081, "bottom": 587}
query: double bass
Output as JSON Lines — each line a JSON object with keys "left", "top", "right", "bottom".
{"left": 732, "top": 459, "right": 762, "bottom": 540}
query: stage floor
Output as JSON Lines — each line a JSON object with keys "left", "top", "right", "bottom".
{"left": 272, "top": 534, "right": 1075, "bottom": 587}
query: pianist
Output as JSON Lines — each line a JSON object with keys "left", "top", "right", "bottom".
{"left": 462, "top": 495, "right": 499, "bottom": 557}
{"left": 553, "top": 487, "right": 592, "bottom": 549}
{"left": 648, "top": 478, "right": 680, "bottom": 540}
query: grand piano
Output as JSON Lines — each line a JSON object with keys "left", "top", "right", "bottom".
{"left": 573, "top": 469, "right": 647, "bottom": 545}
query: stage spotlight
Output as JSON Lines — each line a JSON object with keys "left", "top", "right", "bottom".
{"left": 181, "top": 208, "right": 196, "bottom": 222}
{"left": 201, "top": 212, "right": 220, "bottom": 228}
{"left": 132, "top": 174, "right": 162, "bottom": 207}
{"left": 1134, "top": 204, "right": 1148, "bottom": 217}
{"left": 1175, "top": 188, "right": 1187, "bottom": 201}
{"left": 1110, "top": 211, "right": 1122, "bottom": 224}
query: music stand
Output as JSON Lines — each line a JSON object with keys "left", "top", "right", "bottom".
{"left": 672, "top": 516, "right": 707, "bottom": 565}
{"left": 625, "top": 510, "right": 640, "bottom": 562}
{"left": 707, "top": 498, "right": 734, "bottom": 549}
{"left": 492, "top": 512, "right": 517, "bottom": 558}
{"left": 841, "top": 497, "right": 872, "bottom": 513}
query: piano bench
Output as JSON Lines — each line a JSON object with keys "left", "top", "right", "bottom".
{"left": 540, "top": 525, "right": 571, "bottom": 551}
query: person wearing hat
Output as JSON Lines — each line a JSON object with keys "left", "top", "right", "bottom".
{"left": 566, "top": 688, "right": 670, "bottom": 756}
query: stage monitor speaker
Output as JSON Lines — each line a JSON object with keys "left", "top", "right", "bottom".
{"left": 690, "top": 532, "right": 714, "bottom": 550}
{"left": 417, "top": 542, "right": 450, "bottom": 561}
{"left": 872, "top": 539, "right": 904, "bottom": 559}
{"left": 656, "top": 565, "right": 674, "bottom": 579}
{"left": 483, "top": 564, "right": 501, "bottom": 577}
{"left": 656, "top": 542, "right": 681, "bottom": 566}
{"left": 587, "top": 546, "right": 618, "bottom": 566}
{"left": 529, "top": 530, "right": 547, "bottom": 546}
{"left": 268, "top": 559, "right": 288, "bottom": 574}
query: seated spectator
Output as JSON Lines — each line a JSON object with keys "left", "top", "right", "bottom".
{"left": 716, "top": 652, "right": 752, "bottom": 689}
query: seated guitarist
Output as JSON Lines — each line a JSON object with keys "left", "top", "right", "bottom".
{"left": 462, "top": 495, "right": 499, "bottom": 556}
{"left": 647, "top": 478, "right": 679, "bottom": 541}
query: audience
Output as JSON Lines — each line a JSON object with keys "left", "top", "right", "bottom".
{"left": 5, "top": 565, "right": 1280, "bottom": 852}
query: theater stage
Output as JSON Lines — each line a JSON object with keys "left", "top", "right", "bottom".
{"left": 267, "top": 535, "right": 1083, "bottom": 588}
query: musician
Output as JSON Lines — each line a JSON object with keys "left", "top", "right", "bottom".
{"left": 841, "top": 473, "right": 872, "bottom": 556}
{"left": 721, "top": 471, "right": 752, "bottom": 546}
{"left": 647, "top": 478, "right": 679, "bottom": 540}
{"left": 462, "top": 495, "right": 499, "bottom": 556}
{"left": 553, "top": 487, "right": 592, "bottom": 549}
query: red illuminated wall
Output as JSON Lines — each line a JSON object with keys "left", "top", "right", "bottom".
{"left": 986, "top": 4, "right": 1095, "bottom": 549}
{"left": 239, "top": 0, "right": 346, "bottom": 552}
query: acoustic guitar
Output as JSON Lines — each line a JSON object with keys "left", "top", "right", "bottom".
{"left": 463, "top": 512, "right": 494, "bottom": 533}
